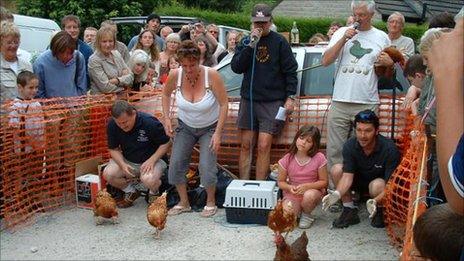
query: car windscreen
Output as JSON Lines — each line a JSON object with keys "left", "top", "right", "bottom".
{"left": 219, "top": 61, "right": 243, "bottom": 97}
{"left": 300, "top": 52, "right": 335, "bottom": 96}
{"left": 17, "top": 27, "right": 55, "bottom": 53}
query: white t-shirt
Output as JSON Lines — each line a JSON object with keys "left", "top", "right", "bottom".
{"left": 9, "top": 98, "right": 45, "bottom": 153}
{"left": 391, "top": 35, "right": 415, "bottom": 59}
{"left": 4, "top": 60, "right": 19, "bottom": 75}
{"left": 328, "top": 26, "right": 390, "bottom": 104}
{"left": 17, "top": 48, "right": 32, "bottom": 63}
{"left": 213, "top": 43, "right": 226, "bottom": 61}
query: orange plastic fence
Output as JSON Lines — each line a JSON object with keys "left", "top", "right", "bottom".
{"left": 0, "top": 91, "right": 423, "bottom": 256}
{"left": 384, "top": 116, "right": 429, "bottom": 259}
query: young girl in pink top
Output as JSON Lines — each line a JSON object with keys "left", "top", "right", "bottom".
{"left": 277, "top": 125, "right": 328, "bottom": 228}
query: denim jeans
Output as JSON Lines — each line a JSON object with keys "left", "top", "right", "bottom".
{"left": 168, "top": 120, "right": 218, "bottom": 187}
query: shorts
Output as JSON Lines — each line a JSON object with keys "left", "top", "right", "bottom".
{"left": 351, "top": 174, "right": 385, "bottom": 198}
{"left": 108, "top": 158, "right": 168, "bottom": 178}
{"left": 237, "top": 98, "right": 285, "bottom": 135}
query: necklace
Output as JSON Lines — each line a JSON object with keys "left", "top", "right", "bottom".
{"left": 185, "top": 68, "right": 201, "bottom": 88}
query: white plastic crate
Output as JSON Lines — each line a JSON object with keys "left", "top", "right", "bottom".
{"left": 223, "top": 180, "right": 279, "bottom": 225}
{"left": 223, "top": 180, "right": 279, "bottom": 209}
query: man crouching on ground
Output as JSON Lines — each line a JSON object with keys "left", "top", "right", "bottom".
{"left": 103, "top": 100, "right": 171, "bottom": 208}
{"left": 322, "top": 110, "right": 400, "bottom": 228}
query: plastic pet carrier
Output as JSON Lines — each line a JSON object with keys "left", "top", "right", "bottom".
{"left": 223, "top": 180, "right": 279, "bottom": 225}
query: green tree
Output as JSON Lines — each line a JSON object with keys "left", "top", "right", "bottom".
{"left": 177, "top": 0, "right": 246, "bottom": 13}
{"left": 16, "top": 0, "right": 165, "bottom": 43}
{"left": 16, "top": 0, "right": 162, "bottom": 30}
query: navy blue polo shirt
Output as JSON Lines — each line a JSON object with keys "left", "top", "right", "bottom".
{"left": 342, "top": 135, "right": 400, "bottom": 183}
{"left": 107, "top": 112, "right": 169, "bottom": 164}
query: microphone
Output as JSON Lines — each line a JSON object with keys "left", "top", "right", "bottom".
{"left": 352, "top": 22, "right": 360, "bottom": 30}
{"left": 250, "top": 34, "right": 260, "bottom": 46}
{"left": 240, "top": 34, "right": 260, "bottom": 48}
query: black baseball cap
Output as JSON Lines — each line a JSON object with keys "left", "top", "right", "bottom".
{"left": 251, "top": 3, "right": 272, "bottom": 22}
{"left": 146, "top": 13, "right": 161, "bottom": 24}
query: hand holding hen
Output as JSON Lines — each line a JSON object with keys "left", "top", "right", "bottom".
{"left": 374, "top": 47, "right": 405, "bottom": 79}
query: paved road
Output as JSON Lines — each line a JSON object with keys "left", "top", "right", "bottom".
{"left": 1, "top": 199, "right": 398, "bottom": 260}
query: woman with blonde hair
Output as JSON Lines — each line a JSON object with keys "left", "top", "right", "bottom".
{"left": 0, "top": 21, "right": 32, "bottom": 103}
{"left": 128, "top": 49, "right": 152, "bottom": 91}
{"left": 419, "top": 28, "right": 451, "bottom": 68}
{"left": 416, "top": 27, "right": 452, "bottom": 204}
{"left": 88, "top": 26, "right": 133, "bottom": 95}
{"left": 159, "top": 33, "right": 181, "bottom": 84}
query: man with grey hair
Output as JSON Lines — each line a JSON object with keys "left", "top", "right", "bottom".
{"left": 322, "top": 0, "right": 393, "bottom": 228}
{"left": 387, "top": 11, "right": 415, "bottom": 59}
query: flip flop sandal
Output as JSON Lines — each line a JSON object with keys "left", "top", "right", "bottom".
{"left": 168, "top": 205, "right": 192, "bottom": 216}
{"left": 200, "top": 206, "right": 217, "bottom": 218}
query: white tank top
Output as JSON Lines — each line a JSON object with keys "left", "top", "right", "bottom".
{"left": 175, "top": 66, "right": 220, "bottom": 128}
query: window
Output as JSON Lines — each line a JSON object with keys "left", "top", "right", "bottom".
{"left": 300, "top": 52, "right": 335, "bottom": 96}
{"left": 218, "top": 62, "right": 243, "bottom": 97}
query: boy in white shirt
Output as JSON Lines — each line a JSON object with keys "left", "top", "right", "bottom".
{"left": 9, "top": 71, "right": 45, "bottom": 154}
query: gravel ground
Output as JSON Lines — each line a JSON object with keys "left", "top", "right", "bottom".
{"left": 1, "top": 199, "right": 398, "bottom": 260}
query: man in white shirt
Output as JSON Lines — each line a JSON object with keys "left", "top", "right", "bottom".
{"left": 321, "top": 0, "right": 393, "bottom": 206}
{"left": 387, "top": 12, "right": 415, "bottom": 59}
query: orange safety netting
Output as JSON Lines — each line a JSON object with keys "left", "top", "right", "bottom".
{"left": 1, "top": 91, "right": 424, "bottom": 256}
{"left": 384, "top": 116, "right": 429, "bottom": 259}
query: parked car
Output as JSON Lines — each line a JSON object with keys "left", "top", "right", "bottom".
{"left": 13, "top": 14, "right": 60, "bottom": 61}
{"left": 216, "top": 25, "right": 250, "bottom": 48}
{"left": 111, "top": 15, "right": 204, "bottom": 33}
{"left": 110, "top": 16, "right": 249, "bottom": 48}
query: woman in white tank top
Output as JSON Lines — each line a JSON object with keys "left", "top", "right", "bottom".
{"left": 162, "top": 40, "right": 228, "bottom": 217}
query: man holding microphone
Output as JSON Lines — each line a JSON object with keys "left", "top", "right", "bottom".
{"left": 231, "top": 3, "right": 298, "bottom": 180}
{"left": 321, "top": 0, "right": 394, "bottom": 228}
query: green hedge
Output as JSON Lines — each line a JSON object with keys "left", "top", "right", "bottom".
{"left": 156, "top": 5, "right": 427, "bottom": 44}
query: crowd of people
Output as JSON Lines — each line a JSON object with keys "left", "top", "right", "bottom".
{"left": 1, "top": 1, "right": 463, "bottom": 259}
{"left": 0, "top": 8, "right": 240, "bottom": 101}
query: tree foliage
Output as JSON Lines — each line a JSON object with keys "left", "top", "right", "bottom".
{"left": 176, "top": 0, "right": 246, "bottom": 13}
{"left": 16, "top": 0, "right": 160, "bottom": 29}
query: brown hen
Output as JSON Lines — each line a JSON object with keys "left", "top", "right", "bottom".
{"left": 147, "top": 192, "right": 168, "bottom": 239}
{"left": 268, "top": 199, "right": 297, "bottom": 242}
{"left": 274, "top": 231, "right": 311, "bottom": 261}
{"left": 375, "top": 46, "right": 405, "bottom": 79}
{"left": 94, "top": 189, "right": 118, "bottom": 225}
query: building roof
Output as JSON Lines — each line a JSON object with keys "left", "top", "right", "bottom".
{"left": 375, "top": 0, "right": 464, "bottom": 23}
{"left": 272, "top": 0, "right": 462, "bottom": 23}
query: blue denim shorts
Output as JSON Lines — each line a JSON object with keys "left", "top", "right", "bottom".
{"left": 168, "top": 120, "right": 218, "bottom": 187}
